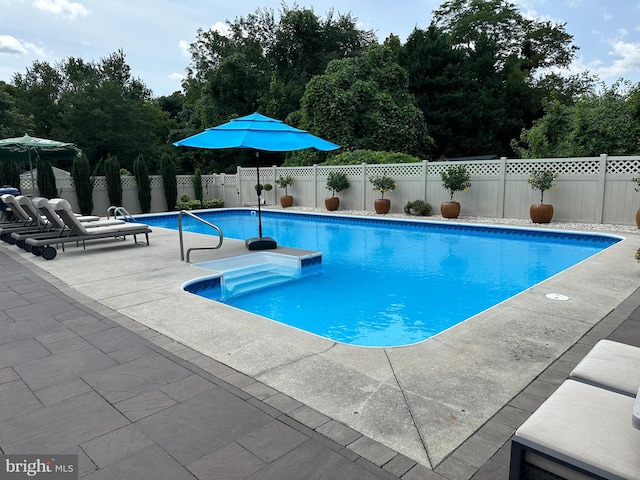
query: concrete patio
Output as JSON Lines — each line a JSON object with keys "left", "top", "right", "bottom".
{"left": 0, "top": 213, "right": 639, "bottom": 479}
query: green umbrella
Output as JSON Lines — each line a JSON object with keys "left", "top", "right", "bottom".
{"left": 0, "top": 133, "right": 82, "bottom": 196}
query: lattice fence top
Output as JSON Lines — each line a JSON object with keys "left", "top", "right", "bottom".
{"left": 507, "top": 160, "right": 601, "bottom": 175}
{"left": 316, "top": 165, "right": 364, "bottom": 178}
{"left": 366, "top": 163, "right": 423, "bottom": 177}
{"left": 607, "top": 157, "right": 640, "bottom": 175}
{"left": 427, "top": 162, "right": 501, "bottom": 176}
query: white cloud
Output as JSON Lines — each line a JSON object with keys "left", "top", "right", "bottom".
{"left": 211, "top": 21, "right": 230, "bottom": 36}
{"left": 178, "top": 40, "right": 190, "bottom": 58}
{"left": 32, "top": 0, "right": 89, "bottom": 20}
{"left": 0, "top": 35, "right": 45, "bottom": 56}
{"left": 564, "top": 40, "right": 640, "bottom": 81}
{"left": 168, "top": 72, "right": 184, "bottom": 82}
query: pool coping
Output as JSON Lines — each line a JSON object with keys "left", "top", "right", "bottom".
{"left": 5, "top": 212, "right": 639, "bottom": 472}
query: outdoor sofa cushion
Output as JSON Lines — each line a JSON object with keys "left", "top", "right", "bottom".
{"left": 569, "top": 339, "right": 640, "bottom": 396}
{"left": 511, "top": 379, "right": 640, "bottom": 480}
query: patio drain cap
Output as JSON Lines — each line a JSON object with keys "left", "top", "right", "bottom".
{"left": 546, "top": 293, "right": 570, "bottom": 301}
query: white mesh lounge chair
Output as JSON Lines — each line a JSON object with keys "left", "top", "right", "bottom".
{"left": 24, "top": 198, "right": 152, "bottom": 260}
{"left": 0, "top": 195, "right": 49, "bottom": 240}
{"left": 9, "top": 197, "right": 126, "bottom": 249}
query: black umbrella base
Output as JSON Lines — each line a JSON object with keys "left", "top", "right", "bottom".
{"left": 245, "top": 237, "right": 277, "bottom": 250}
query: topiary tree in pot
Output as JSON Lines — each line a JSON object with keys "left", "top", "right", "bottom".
{"left": 325, "top": 171, "right": 350, "bottom": 211}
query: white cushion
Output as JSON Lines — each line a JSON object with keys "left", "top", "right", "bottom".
{"left": 514, "top": 380, "right": 640, "bottom": 480}
{"left": 569, "top": 339, "right": 640, "bottom": 396}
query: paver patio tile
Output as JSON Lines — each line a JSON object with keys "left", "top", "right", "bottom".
{"left": 82, "top": 444, "right": 194, "bottom": 480}
{"left": 237, "top": 419, "right": 308, "bottom": 463}
{"left": 83, "top": 353, "right": 192, "bottom": 403}
{"left": 187, "top": 442, "right": 265, "bottom": 480}
{"left": 0, "top": 391, "right": 129, "bottom": 453}
{"left": 136, "top": 389, "right": 272, "bottom": 465}
{"left": 80, "top": 424, "right": 155, "bottom": 468}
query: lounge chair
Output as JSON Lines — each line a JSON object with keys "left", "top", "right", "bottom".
{"left": 9, "top": 197, "right": 125, "bottom": 249}
{"left": 0, "top": 195, "right": 49, "bottom": 240}
{"left": 24, "top": 198, "right": 152, "bottom": 260}
{"left": 509, "top": 379, "right": 640, "bottom": 480}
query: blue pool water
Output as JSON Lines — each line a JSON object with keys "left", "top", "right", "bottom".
{"left": 140, "top": 210, "right": 620, "bottom": 347}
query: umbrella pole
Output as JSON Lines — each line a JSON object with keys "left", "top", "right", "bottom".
{"left": 256, "top": 152, "right": 263, "bottom": 238}
{"left": 244, "top": 151, "right": 277, "bottom": 251}
{"left": 28, "top": 149, "right": 36, "bottom": 197}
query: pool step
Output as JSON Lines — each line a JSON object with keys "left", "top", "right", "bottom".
{"left": 222, "top": 264, "right": 298, "bottom": 297}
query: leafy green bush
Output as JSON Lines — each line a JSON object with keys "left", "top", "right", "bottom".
{"left": 176, "top": 198, "right": 224, "bottom": 210}
{"left": 276, "top": 175, "right": 294, "bottom": 195}
{"left": 441, "top": 165, "right": 471, "bottom": 201}
{"left": 369, "top": 175, "right": 396, "bottom": 199}
{"left": 404, "top": 200, "right": 432, "bottom": 216}
{"left": 323, "top": 149, "right": 421, "bottom": 165}
{"left": 325, "top": 171, "right": 350, "bottom": 197}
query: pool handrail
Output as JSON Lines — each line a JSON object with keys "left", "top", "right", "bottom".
{"left": 178, "top": 210, "right": 223, "bottom": 262}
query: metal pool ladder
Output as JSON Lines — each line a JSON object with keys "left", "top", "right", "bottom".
{"left": 178, "top": 210, "right": 223, "bottom": 262}
{"left": 107, "top": 206, "right": 137, "bottom": 222}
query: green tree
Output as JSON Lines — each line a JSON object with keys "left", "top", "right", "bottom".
{"left": 104, "top": 154, "right": 122, "bottom": 206}
{"left": 11, "top": 61, "right": 63, "bottom": 138}
{"left": 36, "top": 155, "right": 58, "bottom": 199}
{"left": 292, "top": 44, "right": 432, "bottom": 165}
{"left": 513, "top": 81, "right": 640, "bottom": 158}
{"left": 160, "top": 153, "right": 178, "bottom": 210}
{"left": 0, "top": 83, "right": 34, "bottom": 138}
{"left": 133, "top": 154, "right": 151, "bottom": 213}
{"left": 71, "top": 154, "right": 94, "bottom": 215}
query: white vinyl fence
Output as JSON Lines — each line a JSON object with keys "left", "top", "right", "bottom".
{"left": 21, "top": 154, "right": 640, "bottom": 226}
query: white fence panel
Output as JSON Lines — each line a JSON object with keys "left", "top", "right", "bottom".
{"left": 16, "top": 154, "right": 640, "bottom": 225}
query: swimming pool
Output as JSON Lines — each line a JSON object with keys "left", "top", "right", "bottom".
{"left": 141, "top": 210, "right": 621, "bottom": 347}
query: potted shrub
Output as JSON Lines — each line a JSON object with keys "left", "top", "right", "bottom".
{"left": 631, "top": 176, "right": 640, "bottom": 228}
{"left": 440, "top": 165, "right": 471, "bottom": 218}
{"left": 369, "top": 175, "right": 396, "bottom": 214}
{"left": 263, "top": 183, "right": 273, "bottom": 205}
{"left": 528, "top": 169, "right": 558, "bottom": 223}
{"left": 404, "top": 200, "right": 432, "bottom": 216}
{"left": 276, "top": 175, "right": 294, "bottom": 207}
{"left": 325, "top": 171, "right": 350, "bottom": 211}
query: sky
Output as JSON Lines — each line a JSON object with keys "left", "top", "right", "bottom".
{"left": 1, "top": 0, "right": 639, "bottom": 97}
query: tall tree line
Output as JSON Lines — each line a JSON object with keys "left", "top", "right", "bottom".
{"left": 1, "top": 0, "right": 639, "bottom": 181}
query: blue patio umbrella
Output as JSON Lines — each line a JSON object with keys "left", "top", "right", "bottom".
{"left": 174, "top": 113, "right": 340, "bottom": 250}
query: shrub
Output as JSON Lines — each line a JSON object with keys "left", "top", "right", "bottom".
{"left": 104, "top": 154, "right": 122, "bottom": 206}
{"left": 324, "top": 149, "right": 421, "bottom": 165}
{"left": 441, "top": 165, "right": 471, "bottom": 201}
{"left": 36, "top": 155, "right": 58, "bottom": 199}
{"left": 404, "top": 200, "right": 432, "bottom": 216}
{"left": 133, "top": 154, "right": 151, "bottom": 213}
{"left": 369, "top": 175, "right": 396, "bottom": 199}
{"left": 325, "top": 171, "right": 350, "bottom": 197}
{"left": 276, "top": 176, "right": 294, "bottom": 195}
{"left": 160, "top": 153, "right": 178, "bottom": 211}
{"left": 72, "top": 154, "right": 93, "bottom": 215}
{"left": 176, "top": 198, "right": 224, "bottom": 210}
